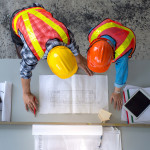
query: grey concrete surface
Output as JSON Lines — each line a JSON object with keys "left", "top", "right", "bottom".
{"left": 0, "top": 0, "right": 150, "bottom": 59}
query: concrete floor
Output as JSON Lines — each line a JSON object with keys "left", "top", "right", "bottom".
{"left": 0, "top": 0, "right": 150, "bottom": 59}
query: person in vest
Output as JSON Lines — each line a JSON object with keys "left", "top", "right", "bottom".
{"left": 87, "top": 19, "right": 136, "bottom": 110}
{"left": 10, "top": 3, "right": 93, "bottom": 114}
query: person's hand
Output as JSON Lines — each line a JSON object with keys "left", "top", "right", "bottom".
{"left": 110, "top": 92, "right": 123, "bottom": 110}
{"left": 23, "top": 93, "right": 38, "bottom": 113}
{"left": 75, "top": 54, "right": 93, "bottom": 76}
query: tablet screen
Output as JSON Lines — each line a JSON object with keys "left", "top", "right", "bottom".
{"left": 124, "top": 90, "right": 150, "bottom": 118}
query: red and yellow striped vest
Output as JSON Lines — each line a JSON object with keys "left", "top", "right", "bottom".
{"left": 88, "top": 19, "right": 136, "bottom": 62}
{"left": 12, "top": 7, "right": 70, "bottom": 60}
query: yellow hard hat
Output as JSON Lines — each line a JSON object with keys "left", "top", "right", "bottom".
{"left": 47, "top": 46, "right": 78, "bottom": 79}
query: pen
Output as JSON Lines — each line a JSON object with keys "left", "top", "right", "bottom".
{"left": 34, "top": 97, "right": 36, "bottom": 117}
{"left": 99, "top": 135, "right": 103, "bottom": 148}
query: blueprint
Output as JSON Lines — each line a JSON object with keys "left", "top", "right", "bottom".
{"left": 39, "top": 75, "right": 108, "bottom": 114}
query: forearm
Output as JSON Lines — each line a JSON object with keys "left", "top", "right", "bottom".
{"left": 114, "top": 50, "right": 132, "bottom": 88}
{"left": 21, "top": 78, "right": 31, "bottom": 94}
{"left": 115, "top": 57, "right": 129, "bottom": 88}
{"left": 75, "top": 53, "right": 93, "bottom": 76}
{"left": 75, "top": 53, "right": 82, "bottom": 61}
{"left": 21, "top": 78, "right": 38, "bottom": 113}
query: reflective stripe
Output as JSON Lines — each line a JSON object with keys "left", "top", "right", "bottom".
{"left": 22, "top": 13, "right": 44, "bottom": 58}
{"left": 13, "top": 7, "right": 43, "bottom": 34}
{"left": 91, "top": 22, "right": 135, "bottom": 42}
{"left": 14, "top": 7, "right": 68, "bottom": 44}
{"left": 90, "top": 22, "right": 135, "bottom": 59}
{"left": 115, "top": 32, "right": 133, "bottom": 59}
{"left": 28, "top": 9, "right": 68, "bottom": 44}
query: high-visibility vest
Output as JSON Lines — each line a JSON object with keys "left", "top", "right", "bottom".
{"left": 12, "top": 7, "right": 70, "bottom": 60}
{"left": 88, "top": 19, "right": 136, "bottom": 62}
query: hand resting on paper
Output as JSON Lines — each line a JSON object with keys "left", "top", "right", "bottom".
{"left": 110, "top": 87, "right": 123, "bottom": 110}
{"left": 21, "top": 78, "right": 38, "bottom": 114}
{"left": 23, "top": 93, "right": 38, "bottom": 113}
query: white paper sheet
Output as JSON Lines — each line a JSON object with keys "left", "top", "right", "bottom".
{"left": 122, "top": 85, "right": 150, "bottom": 124}
{"left": 34, "top": 135, "right": 101, "bottom": 150}
{"left": 32, "top": 125, "right": 103, "bottom": 135}
{"left": 101, "top": 127, "right": 122, "bottom": 150}
{"left": 0, "top": 81, "right": 12, "bottom": 122}
{"left": 2, "top": 82, "right": 12, "bottom": 122}
{"left": 39, "top": 75, "right": 108, "bottom": 114}
{"left": 32, "top": 125, "right": 103, "bottom": 150}
{"left": 32, "top": 125, "right": 122, "bottom": 150}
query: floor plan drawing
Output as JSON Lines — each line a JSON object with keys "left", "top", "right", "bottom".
{"left": 39, "top": 75, "right": 108, "bottom": 114}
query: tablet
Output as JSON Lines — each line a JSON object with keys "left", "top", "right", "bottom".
{"left": 123, "top": 89, "right": 150, "bottom": 119}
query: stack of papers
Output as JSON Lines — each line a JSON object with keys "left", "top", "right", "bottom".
{"left": 32, "top": 125, "right": 103, "bottom": 150}
{"left": 121, "top": 85, "right": 150, "bottom": 124}
{"left": 101, "top": 127, "right": 122, "bottom": 150}
{"left": 0, "top": 81, "right": 12, "bottom": 122}
{"left": 39, "top": 75, "right": 108, "bottom": 114}
{"left": 32, "top": 125, "right": 122, "bottom": 150}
